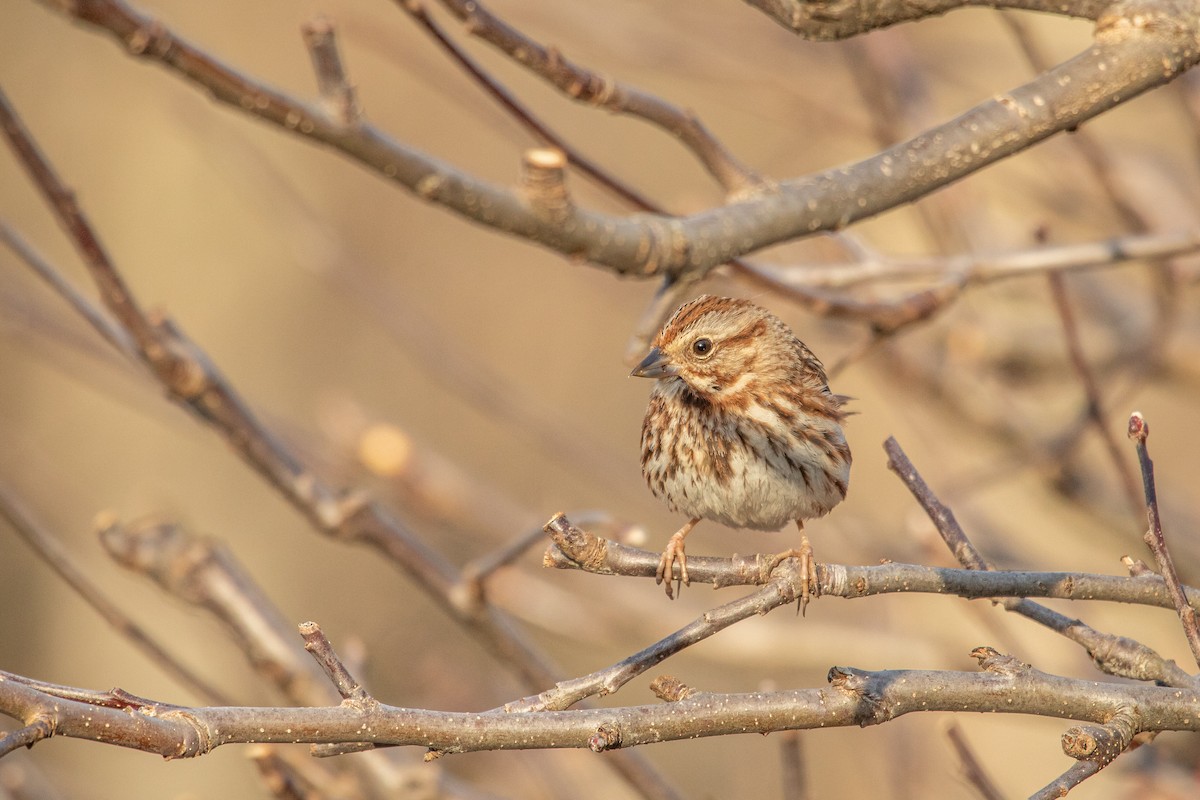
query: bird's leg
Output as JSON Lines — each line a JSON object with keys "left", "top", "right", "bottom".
{"left": 656, "top": 518, "right": 700, "bottom": 600}
{"left": 768, "top": 520, "right": 819, "bottom": 615}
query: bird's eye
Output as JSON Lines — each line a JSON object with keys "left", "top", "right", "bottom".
{"left": 692, "top": 338, "right": 713, "bottom": 357}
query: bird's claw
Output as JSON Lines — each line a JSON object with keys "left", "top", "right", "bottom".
{"left": 656, "top": 531, "right": 690, "bottom": 600}
{"left": 768, "top": 534, "right": 818, "bottom": 615}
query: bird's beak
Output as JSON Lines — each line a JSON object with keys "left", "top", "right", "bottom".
{"left": 630, "top": 346, "right": 676, "bottom": 379}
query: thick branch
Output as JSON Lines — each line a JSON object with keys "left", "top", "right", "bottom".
{"left": 3, "top": 653, "right": 1196, "bottom": 758}
{"left": 743, "top": 0, "right": 1121, "bottom": 39}
{"left": 36, "top": 0, "right": 1200, "bottom": 279}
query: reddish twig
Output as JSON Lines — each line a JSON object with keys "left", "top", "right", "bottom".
{"left": 1127, "top": 412, "right": 1200, "bottom": 667}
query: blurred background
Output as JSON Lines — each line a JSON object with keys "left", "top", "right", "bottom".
{"left": 3, "top": 0, "right": 1200, "bottom": 797}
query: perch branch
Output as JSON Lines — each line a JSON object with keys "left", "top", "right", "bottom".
{"left": 421, "top": 0, "right": 765, "bottom": 196}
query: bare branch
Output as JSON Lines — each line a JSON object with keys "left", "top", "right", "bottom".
{"left": 884, "top": 437, "right": 1198, "bottom": 688}
{"left": 421, "top": 0, "right": 765, "bottom": 196}
{"left": 4, "top": 649, "right": 1200, "bottom": 758}
{"left": 1128, "top": 412, "right": 1200, "bottom": 667}
{"left": 299, "top": 623, "right": 371, "bottom": 705}
{"left": 1028, "top": 761, "right": 1105, "bottom": 800}
{"left": 756, "top": 229, "right": 1200, "bottom": 290}
{"left": 32, "top": 0, "right": 1200, "bottom": 279}
{"left": 0, "top": 219, "right": 136, "bottom": 358}
{"left": 743, "top": 0, "right": 1118, "bottom": 39}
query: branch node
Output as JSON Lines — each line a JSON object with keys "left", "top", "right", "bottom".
{"left": 299, "top": 622, "right": 373, "bottom": 705}
{"left": 588, "top": 722, "right": 623, "bottom": 752}
{"left": 971, "top": 647, "right": 1030, "bottom": 676}
{"left": 301, "top": 15, "right": 360, "bottom": 125}
{"left": 649, "top": 675, "right": 697, "bottom": 702}
{"left": 1061, "top": 706, "right": 1138, "bottom": 764}
{"left": 543, "top": 513, "right": 609, "bottom": 572}
{"left": 0, "top": 716, "right": 55, "bottom": 758}
{"left": 521, "top": 148, "right": 573, "bottom": 224}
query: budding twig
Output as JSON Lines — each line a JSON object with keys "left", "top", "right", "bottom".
{"left": 1127, "top": 412, "right": 1200, "bottom": 667}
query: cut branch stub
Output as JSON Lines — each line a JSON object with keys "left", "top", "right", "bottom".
{"left": 521, "top": 148, "right": 573, "bottom": 224}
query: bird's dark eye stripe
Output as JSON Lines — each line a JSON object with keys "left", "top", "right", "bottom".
{"left": 692, "top": 338, "right": 712, "bottom": 355}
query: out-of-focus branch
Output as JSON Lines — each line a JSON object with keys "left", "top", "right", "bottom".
{"left": 33, "top": 0, "right": 1200, "bottom": 280}
{"left": 744, "top": 0, "right": 1121, "bottom": 39}
{"left": 759, "top": 229, "right": 1200, "bottom": 290}
{"left": 945, "top": 722, "right": 1005, "bottom": 800}
{"left": 1048, "top": 273, "right": 1144, "bottom": 521}
{"left": 96, "top": 518, "right": 338, "bottom": 706}
{"left": 0, "top": 219, "right": 135, "bottom": 357}
{"left": 301, "top": 16, "right": 359, "bottom": 125}
{"left": 420, "top": 0, "right": 765, "bottom": 196}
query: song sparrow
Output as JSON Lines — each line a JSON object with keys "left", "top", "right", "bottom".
{"left": 631, "top": 295, "right": 851, "bottom": 605}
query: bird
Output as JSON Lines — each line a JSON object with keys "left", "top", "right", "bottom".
{"left": 630, "top": 295, "right": 851, "bottom": 607}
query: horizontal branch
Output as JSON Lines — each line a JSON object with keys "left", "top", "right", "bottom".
{"left": 39, "top": 0, "right": 1200, "bottom": 279}
{"left": 741, "top": 0, "right": 1113, "bottom": 39}
{"left": 3, "top": 648, "right": 1198, "bottom": 758}
{"left": 543, "top": 518, "right": 1200, "bottom": 612}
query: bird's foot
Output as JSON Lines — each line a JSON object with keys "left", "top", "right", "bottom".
{"left": 768, "top": 533, "right": 818, "bottom": 615}
{"left": 656, "top": 531, "right": 691, "bottom": 600}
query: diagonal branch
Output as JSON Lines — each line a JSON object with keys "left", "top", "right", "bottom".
{"left": 1128, "top": 412, "right": 1200, "bottom": 667}
{"left": 0, "top": 81, "right": 680, "bottom": 800}
{"left": 884, "top": 436, "right": 1199, "bottom": 689}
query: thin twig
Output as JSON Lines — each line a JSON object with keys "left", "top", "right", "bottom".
{"left": 299, "top": 623, "right": 371, "bottom": 704}
{"left": 1127, "top": 412, "right": 1200, "bottom": 667}
{"left": 1048, "top": 272, "right": 1144, "bottom": 522}
{"left": 778, "top": 731, "right": 809, "bottom": 800}
{"left": 944, "top": 722, "right": 1005, "bottom": 800}
{"left": 1027, "top": 760, "right": 1104, "bottom": 800}
{"left": 0, "top": 219, "right": 136, "bottom": 358}
{"left": 883, "top": 437, "right": 1198, "bottom": 689}
{"left": 421, "top": 0, "right": 765, "bottom": 195}
{"left": 399, "top": 1, "right": 659, "bottom": 212}
{"left": 301, "top": 16, "right": 360, "bottom": 125}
